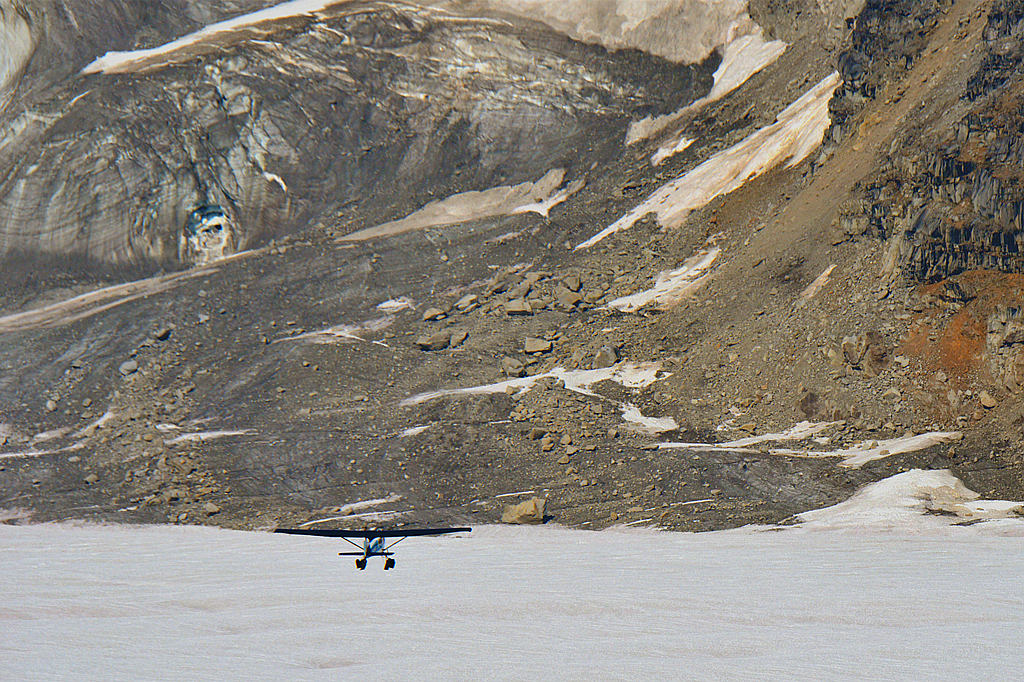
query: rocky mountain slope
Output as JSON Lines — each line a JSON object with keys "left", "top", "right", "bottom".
{"left": 2, "top": 0, "right": 1023, "bottom": 532}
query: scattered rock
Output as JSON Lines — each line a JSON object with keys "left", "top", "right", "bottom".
{"left": 505, "top": 299, "right": 533, "bottom": 315}
{"left": 118, "top": 360, "right": 139, "bottom": 376}
{"left": 555, "top": 289, "right": 583, "bottom": 309}
{"left": 840, "top": 331, "right": 889, "bottom": 375}
{"left": 455, "top": 294, "right": 479, "bottom": 311}
{"left": 540, "top": 435, "right": 555, "bottom": 451}
{"left": 204, "top": 502, "right": 221, "bottom": 515}
{"left": 524, "top": 337, "right": 552, "bottom": 354}
{"left": 500, "top": 496, "right": 546, "bottom": 524}
{"left": 154, "top": 325, "right": 173, "bottom": 341}
{"left": 449, "top": 329, "right": 469, "bottom": 346}
{"left": 84, "top": 473, "right": 99, "bottom": 484}
{"left": 422, "top": 307, "right": 446, "bottom": 321}
{"left": 979, "top": 390, "right": 998, "bottom": 408}
{"left": 557, "top": 454, "right": 572, "bottom": 465}
{"left": 563, "top": 274, "right": 582, "bottom": 292}
{"left": 415, "top": 330, "right": 451, "bottom": 351}
{"left": 45, "top": 399, "right": 57, "bottom": 412}
{"left": 501, "top": 356, "right": 526, "bottom": 377}
{"left": 527, "top": 427, "right": 547, "bottom": 440}
{"left": 593, "top": 345, "right": 618, "bottom": 368}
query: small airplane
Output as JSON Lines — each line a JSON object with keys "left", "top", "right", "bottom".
{"left": 275, "top": 526, "right": 471, "bottom": 570}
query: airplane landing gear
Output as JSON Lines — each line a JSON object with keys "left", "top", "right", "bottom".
{"left": 355, "top": 558, "right": 367, "bottom": 570}
{"left": 384, "top": 558, "right": 395, "bottom": 570}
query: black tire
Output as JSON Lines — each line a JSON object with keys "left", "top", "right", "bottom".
{"left": 355, "top": 558, "right": 366, "bottom": 570}
{"left": 384, "top": 558, "right": 395, "bottom": 570}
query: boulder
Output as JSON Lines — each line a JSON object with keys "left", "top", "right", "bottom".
{"left": 501, "top": 496, "right": 546, "bottom": 524}
{"left": 422, "top": 307, "right": 446, "bottom": 321}
{"left": 449, "top": 329, "right": 468, "bottom": 346}
{"left": 524, "top": 337, "right": 552, "bottom": 354}
{"left": 118, "top": 360, "right": 139, "bottom": 376}
{"left": 505, "top": 299, "right": 533, "bottom": 315}
{"left": 555, "top": 288, "right": 582, "bottom": 309}
{"left": 501, "top": 356, "right": 526, "bottom": 377}
{"left": 455, "top": 294, "right": 479, "bottom": 311}
{"left": 593, "top": 345, "right": 618, "bottom": 368}
{"left": 204, "top": 502, "right": 221, "bottom": 515}
{"left": 415, "top": 331, "right": 451, "bottom": 351}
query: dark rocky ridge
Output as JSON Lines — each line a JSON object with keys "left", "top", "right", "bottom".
{"left": 837, "top": 0, "right": 1024, "bottom": 282}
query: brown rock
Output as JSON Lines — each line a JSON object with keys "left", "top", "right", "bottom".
{"left": 979, "top": 390, "right": 998, "bottom": 409}
{"left": 505, "top": 299, "right": 533, "bottom": 315}
{"left": 449, "top": 329, "right": 468, "bottom": 346}
{"left": 204, "top": 502, "right": 221, "bottom": 515}
{"left": 501, "top": 356, "right": 526, "bottom": 377}
{"left": 415, "top": 331, "right": 451, "bottom": 351}
{"left": 593, "top": 345, "right": 618, "bottom": 368}
{"left": 455, "top": 294, "right": 479, "bottom": 311}
{"left": 524, "top": 337, "right": 553, "bottom": 354}
{"left": 501, "top": 496, "right": 546, "bottom": 524}
{"left": 555, "top": 289, "right": 583, "bottom": 309}
{"left": 421, "top": 307, "right": 446, "bottom": 321}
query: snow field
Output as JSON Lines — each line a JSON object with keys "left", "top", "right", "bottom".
{"left": 4, "top": 512, "right": 1024, "bottom": 680}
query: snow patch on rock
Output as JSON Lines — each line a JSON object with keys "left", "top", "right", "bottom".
{"left": 795, "top": 469, "right": 1024, "bottom": 530}
{"left": 164, "top": 430, "right": 255, "bottom": 445}
{"left": 771, "top": 431, "right": 962, "bottom": 468}
{"left": 620, "top": 404, "right": 679, "bottom": 434}
{"left": 342, "top": 169, "right": 581, "bottom": 242}
{"left": 661, "top": 420, "right": 840, "bottom": 451}
{"left": 606, "top": 247, "right": 719, "bottom": 312}
{"left": 401, "top": 362, "right": 667, "bottom": 406}
{"left": 579, "top": 72, "right": 841, "bottom": 249}
{"left": 629, "top": 27, "right": 787, "bottom": 147}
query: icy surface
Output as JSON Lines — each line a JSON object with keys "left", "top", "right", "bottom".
{"left": 83, "top": 0, "right": 769, "bottom": 76}
{"left": 163, "top": 430, "right": 255, "bottom": 445}
{"left": 620, "top": 403, "right": 679, "bottom": 433}
{"left": 606, "top": 247, "right": 719, "bottom": 312}
{"left": 401, "top": 362, "right": 666, "bottom": 405}
{"left": 579, "top": 72, "right": 841, "bottom": 249}
{"left": 661, "top": 420, "right": 840, "bottom": 450}
{"left": 796, "top": 469, "right": 1024, "bottom": 529}
{"left": 3, "top": 517, "right": 1024, "bottom": 679}
{"left": 629, "top": 28, "right": 787, "bottom": 147}
{"left": 341, "top": 169, "right": 580, "bottom": 242}
{"left": 277, "top": 317, "right": 394, "bottom": 346}
{"left": 772, "top": 431, "right": 963, "bottom": 468}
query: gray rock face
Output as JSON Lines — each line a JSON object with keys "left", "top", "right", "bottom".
{"left": 0, "top": 0, "right": 712, "bottom": 271}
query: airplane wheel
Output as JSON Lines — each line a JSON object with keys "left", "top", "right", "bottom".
{"left": 384, "top": 558, "right": 395, "bottom": 570}
{"left": 355, "top": 559, "right": 366, "bottom": 570}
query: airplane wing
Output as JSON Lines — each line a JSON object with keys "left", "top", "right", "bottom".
{"left": 275, "top": 527, "right": 472, "bottom": 538}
